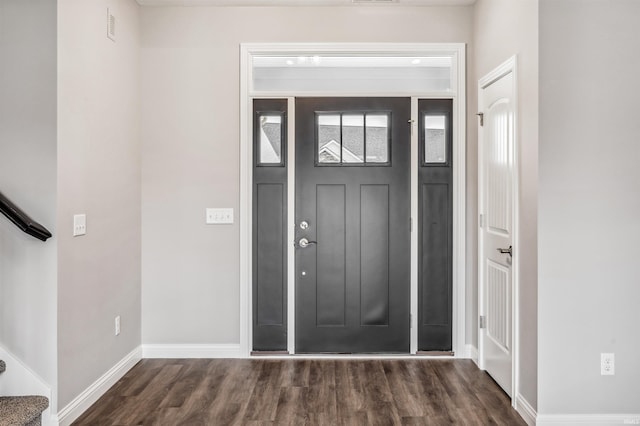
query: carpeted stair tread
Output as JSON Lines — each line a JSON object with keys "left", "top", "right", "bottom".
{"left": 0, "top": 395, "right": 48, "bottom": 426}
{"left": 0, "top": 360, "right": 5, "bottom": 374}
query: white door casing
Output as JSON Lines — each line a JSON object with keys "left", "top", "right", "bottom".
{"left": 240, "top": 43, "right": 466, "bottom": 357}
{"left": 478, "top": 56, "right": 518, "bottom": 399}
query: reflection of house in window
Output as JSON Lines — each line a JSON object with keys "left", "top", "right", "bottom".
{"left": 317, "top": 114, "right": 388, "bottom": 164}
{"left": 259, "top": 115, "right": 282, "bottom": 164}
{"left": 318, "top": 139, "right": 361, "bottom": 163}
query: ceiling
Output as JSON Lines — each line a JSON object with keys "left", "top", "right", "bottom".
{"left": 136, "top": 0, "right": 476, "bottom": 6}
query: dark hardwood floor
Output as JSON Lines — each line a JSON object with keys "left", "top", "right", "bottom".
{"left": 72, "top": 359, "right": 526, "bottom": 425}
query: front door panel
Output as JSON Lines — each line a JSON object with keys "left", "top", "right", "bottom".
{"left": 295, "top": 97, "right": 410, "bottom": 353}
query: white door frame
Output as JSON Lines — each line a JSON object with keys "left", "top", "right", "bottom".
{"left": 240, "top": 43, "right": 466, "bottom": 357}
{"left": 477, "top": 55, "right": 519, "bottom": 404}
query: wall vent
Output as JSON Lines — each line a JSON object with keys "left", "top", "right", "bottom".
{"left": 107, "top": 8, "right": 116, "bottom": 41}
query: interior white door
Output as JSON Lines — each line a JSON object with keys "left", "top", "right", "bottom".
{"left": 478, "top": 63, "right": 515, "bottom": 397}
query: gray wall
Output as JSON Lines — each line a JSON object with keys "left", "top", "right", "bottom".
{"left": 0, "top": 0, "right": 58, "bottom": 408}
{"left": 539, "top": 0, "right": 640, "bottom": 414}
{"left": 139, "top": 6, "right": 474, "bottom": 345}
{"left": 57, "top": 0, "right": 141, "bottom": 409}
{"left": 473, "top": 0, "right": 538, "bottom": 408}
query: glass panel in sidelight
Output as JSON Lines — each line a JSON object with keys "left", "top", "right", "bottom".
{"left": 424, "top": 115, "right": 446, "bottom": 163}
{"left": 258, "top": 114, "right": 282, "bottom": 164}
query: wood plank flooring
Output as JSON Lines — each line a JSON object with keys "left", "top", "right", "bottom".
{"left": 72, "top": 359, "right": 526, "bottom": 425}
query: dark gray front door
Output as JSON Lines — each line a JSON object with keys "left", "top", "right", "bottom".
{"left": 295, "top": 98, "right": 411, "bottom": 353}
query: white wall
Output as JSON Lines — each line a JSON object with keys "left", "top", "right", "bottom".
{"left": 57, "top": 0, "right": 141, "bottom": 409}
{"left": 140, "top": 6, "right": 474, "bottom": 345}
{"left": 473, "top": 0, "right": 538, "bottom": 409}
{"left": 539, "top": 0, "right": 640, "bottom": 415}
{"left": 0, "top": 0, "right": 58, "bottom": 411}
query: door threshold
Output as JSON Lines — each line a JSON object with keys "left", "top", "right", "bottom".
{"left": 251, "top": 351, "right": 290, "bottom": 356}
{"left": 416, "top": 351, "right": 455, "bottom": 356}
{"left": 248, "top": 353, "right": 458, "bottom": 359}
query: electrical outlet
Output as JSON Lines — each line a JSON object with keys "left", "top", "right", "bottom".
{"left": 601, "top": 353, "right": 614, "bottom": 375}
{"left": 115, "top": 316, "right": 121, "bottom": 336}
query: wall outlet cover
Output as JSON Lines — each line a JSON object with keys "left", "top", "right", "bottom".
{"left": 601, "top": 353, "right": 615, "bottom": 375}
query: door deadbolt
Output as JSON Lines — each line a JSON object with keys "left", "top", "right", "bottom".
{"left": 299, "top": 221, "right": 309, "bottom": 230}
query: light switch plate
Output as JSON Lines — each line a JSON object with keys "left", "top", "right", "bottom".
{"left": 73, "top": 214, "right": 87, "bottom": 236}
{"left": 206, "top": 208, "right": 234, "bottom": 224}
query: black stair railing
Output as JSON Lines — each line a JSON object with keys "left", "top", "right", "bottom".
{"left": 0, "top": 191, "right": 52, "bottom": 241}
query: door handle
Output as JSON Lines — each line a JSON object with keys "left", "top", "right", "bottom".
{"left": 298, "top": 238, "right": 317, "bottom": 248}
{"left": 497, "top": 245, "right": 513, "bottom": 257}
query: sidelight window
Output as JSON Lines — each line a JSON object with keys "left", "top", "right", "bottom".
{"left": 257, "top": 113, "right": 284, "bottom": 166}
{"left": 423, "top": 114, "right": 447, "bottom": 164}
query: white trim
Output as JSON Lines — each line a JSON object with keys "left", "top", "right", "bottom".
{"left": 141, "top": 343, "right": 242, "bottom": 358}
{"left": 241, "top": 43, "right": 466, "bottom": 357}
{"left": 0, "top": 344, "right": 52, "bottom": 397}
{"left": 536, "top": 414, "right": 640, "bottom": 425}
{"left": 409, "top": 97, "right": 419, "bottom": 354}
{"left": 286, "top": 97, "right": 296, "bottom": 354}
{"left": 240, "top": 45, "right": 251, "bottom": 358}
{"left": 135, "top": 0, "right": 478, "bottom": 6}
{"left": 248, "top": 91, "right": 459, "bottom": 99}
{"left": 515, "top": 394, "right": 537, "bottom": 426}
{"left": 452, "top": 48, "right": 467, "bottom": 357}
{"left": 0, "top": 344, "right": 53, "bottom": 426}
{"left": 477, "top": 55, "right": 519, "bottom": 402}
{"left": 464, "top": 344, "right": 478, "bottom": 365}
{"left": 56, "top": 346, "right": 142, "bottom": 426}
{"left": 511, "top": 55, "right": 521, "bottom": 410}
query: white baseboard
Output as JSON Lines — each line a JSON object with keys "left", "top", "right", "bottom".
{"left": 142, "top": 343, "right": 242, "bottom": 358}
{"left": 515, "top": 394, "right": 537, "bottom": 426}
{"left": 537, "top": 414, "right": 640, "bottom": 425}
{"left": 513, "top": 395, "right": 640, "bottom": 426}
{"left": 55, "top": 346, "right": 142, "bottom": 426}
{"left": 464, "top": 344, "right": 479, "bottom": 365}
{"left": 0, "top": 344, "right": 54, "bottom": 426}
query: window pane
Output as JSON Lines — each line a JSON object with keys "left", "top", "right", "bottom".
{"left": 424, "top": 115, "right": 446, "bottom": 163}
{"left": 258, "top": 114, "right": 282, "bottom": 164}
{"left": 318, "top": 114, "right": 341, "bottom": 163}
{"left": 253, "top": 55, "right": 453, "bottom": 93}
{"left": 342, "top": 114, "right": 364, "bottom": 163}
{"left": 365, "top": 114, "right": 389, "bottom": 163}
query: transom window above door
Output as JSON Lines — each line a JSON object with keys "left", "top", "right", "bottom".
{"left": 251, "top": 54, "right": 454, "bottom": 94}
{"left": 316, "top": 112, "right": 390, "bottom": 165}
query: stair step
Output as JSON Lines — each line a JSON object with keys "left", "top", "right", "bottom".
{"left": 0, "top": 396, "right": 49, "bottom": 426}
{"left": 0, "top": 360, "right": 5, "bottom": 374}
